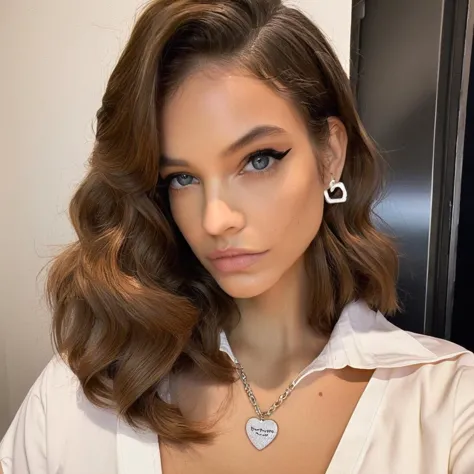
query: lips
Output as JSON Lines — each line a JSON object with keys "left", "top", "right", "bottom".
{"left": 207, "top": 249, "right": 268, "bottom": 273}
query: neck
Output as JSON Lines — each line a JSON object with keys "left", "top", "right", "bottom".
{"left": 228, "top": 258, "right": 328, "bottom": 380}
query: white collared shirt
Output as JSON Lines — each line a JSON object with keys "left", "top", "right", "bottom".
{"left": 1, "top": 300, "right": 474, "bottom": 473}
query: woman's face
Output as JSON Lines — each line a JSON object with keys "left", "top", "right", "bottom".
{"left": 161, "top": 66, "right": 346, "bottom": 299}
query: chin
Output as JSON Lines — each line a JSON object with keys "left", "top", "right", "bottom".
{"left": 212, "top": 272, "right": 279, "bottom": 299}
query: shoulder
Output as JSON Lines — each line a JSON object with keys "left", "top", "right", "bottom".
{"left": 22, "top": 354, "right": 121, "bottom": 431}
{"left": 0, "top": 355, "right": 119, "bottom": 473}
{"left": 448, "top": 357, "right": 474, "bottom": 470}
{"left": 0, "top": 355, "right": 77, "bottom": 472}
{"left": 406, "top": 331, "right": 474, "bottom": 366}
{"left": 18, "top": 354, "right": 83, "bottom": 420}
{"left": 403, "top": 332, "right": 474, "bottom": 395}
{"left": 341, "top": 300, "right": 474, "bottom": 370}
{"left": 383, "top": 330, "right": 474, "bottom": 407}
{"left": 32, "top": 353, "right": 80, "bottom": 397}
{"left": 3, "top": 354, "right": 81, "bottom": 427}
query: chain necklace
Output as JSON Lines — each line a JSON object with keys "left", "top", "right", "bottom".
{"left": 235, "top": 361, "right": 299, "bottom": 450}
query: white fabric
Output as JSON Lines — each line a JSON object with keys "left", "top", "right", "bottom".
{"left": 1, "top": 300, "right": 474, "bottom": 473}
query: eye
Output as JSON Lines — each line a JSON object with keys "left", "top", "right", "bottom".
{"left": 246, "top": 154, "right": 272, "bottom": 171}
{"left": 169, "top": 174, "right": 198, "bottom": 189}
{"left": 242, "top": 148, "right": 291, "bottom": 173}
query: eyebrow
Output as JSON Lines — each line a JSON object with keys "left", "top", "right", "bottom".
{"left": 160, "top": 125, "right": 287, "bottom": 168}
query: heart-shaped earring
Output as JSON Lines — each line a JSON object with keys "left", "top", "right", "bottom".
{"left": 324, "top": 178, "right": 347, "bottom": 204}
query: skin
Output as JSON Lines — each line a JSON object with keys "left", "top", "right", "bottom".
{"left": 161, "top": 66, "right": 347, "bottom": 365}
{"left": 159, "top": 66, "right": 373, "bottom": 473}
{"left": 161, "top": 68, "right": 344, "bottom": 302}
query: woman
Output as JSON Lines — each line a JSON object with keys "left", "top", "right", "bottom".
{"left": 1, "top": 0, "right": 473, "bottom": 472}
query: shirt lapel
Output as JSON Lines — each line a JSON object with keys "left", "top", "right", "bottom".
{"left": 218, "top": 299, "right": 471, "bottom": 387}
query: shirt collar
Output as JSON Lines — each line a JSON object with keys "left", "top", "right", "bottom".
{"left": 219, "top": 300, "right": 469, "bottom": 386}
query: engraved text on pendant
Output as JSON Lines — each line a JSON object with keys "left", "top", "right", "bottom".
{"left": 245, "top": 418, "right": 278, "bottom": 450}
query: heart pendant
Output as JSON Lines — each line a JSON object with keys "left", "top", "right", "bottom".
{"left": 245, "top": 418, "right": 278, "bottom": 450}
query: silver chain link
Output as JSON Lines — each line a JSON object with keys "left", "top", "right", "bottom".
{"left": 235, "top": 362, "right": 298, "bottom": 420}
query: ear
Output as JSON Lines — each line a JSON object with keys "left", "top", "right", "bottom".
{"left": 324, "top": 117, "right": 348, "bottom": 185}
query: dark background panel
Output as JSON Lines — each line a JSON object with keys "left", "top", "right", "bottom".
{"left": 352, "top": 0, "right": 473, "bottom": 343}
{"left": 354, "top": 0, "right": 445, "bottom": 333}
{"left": 451, "top": 34, "right": 474, "bottom": 351}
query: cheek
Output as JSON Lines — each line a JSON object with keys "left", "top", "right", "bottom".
{"left": 255, "top": 160, "right": 325, "bottom": 242}
{"left": 169, "top": 194, "right": 203, "bottom": 248}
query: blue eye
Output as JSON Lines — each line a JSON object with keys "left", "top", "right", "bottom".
{"left": 242, "top": 148, "right": 291, "bottom": 173}
{"left": 169, "top": 174, "right": 197, "bottom": 189}
{"left": 248, "top": 155, "right": 271, "bottom": 171}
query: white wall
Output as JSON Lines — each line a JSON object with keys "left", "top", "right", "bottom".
{"left": 0, "top": 0, "right": 351, "bottom": 435}
{"left": 290, "top": 0, "right": 352, "bottom": 73}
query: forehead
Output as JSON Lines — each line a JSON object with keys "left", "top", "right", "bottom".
{"left": 160, "top": 66, "right": 306, "bottom": 158}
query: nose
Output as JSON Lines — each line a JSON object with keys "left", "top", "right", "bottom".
{"left": 202, "top": 197, "right": 245, "bottom": 237}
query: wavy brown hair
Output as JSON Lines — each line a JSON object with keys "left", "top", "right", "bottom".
{"left": 46, "top": 0, "right": 399, "bottom": 445}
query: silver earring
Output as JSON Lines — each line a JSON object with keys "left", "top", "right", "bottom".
{"left": 324, "top": 178, "right": 347, "bottom": 204}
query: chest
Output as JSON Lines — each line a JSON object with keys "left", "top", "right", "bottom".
{"left": 160, "top": 368, "right": 375, "bottom": 474}
{"left": 73, "top": 366, "right": 456, "bottom": 474}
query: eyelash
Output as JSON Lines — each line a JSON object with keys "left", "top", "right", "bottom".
{"left": 165, "top": 148, "right": 292, "bottom": 191}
